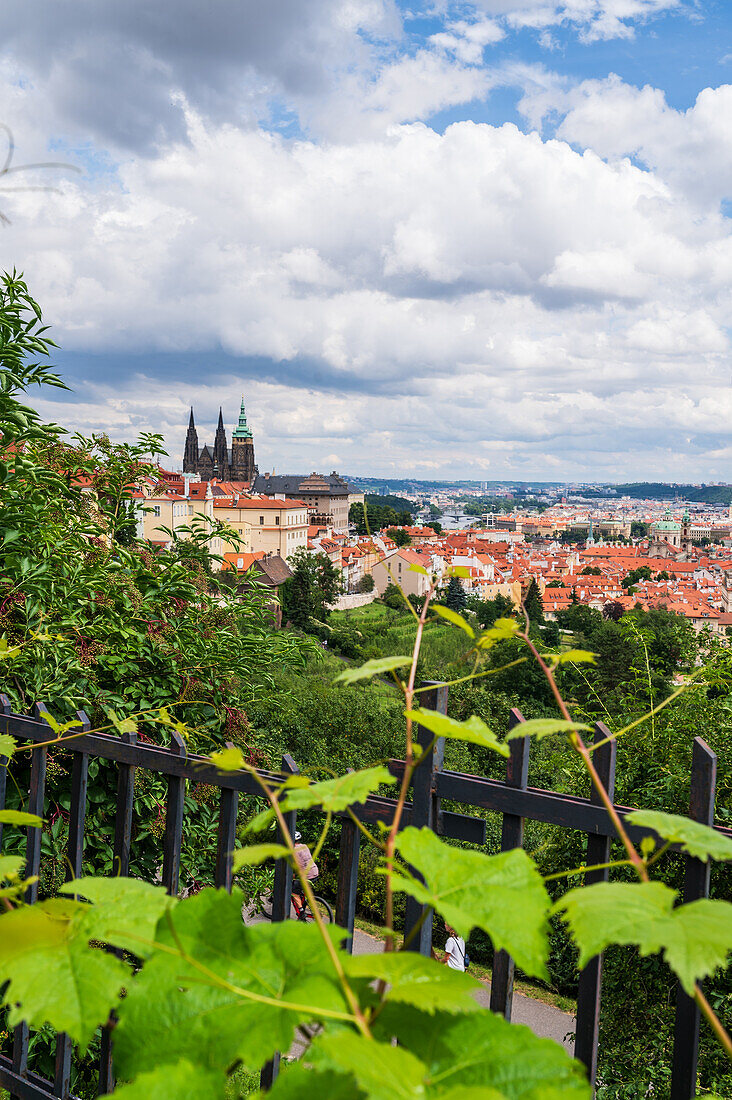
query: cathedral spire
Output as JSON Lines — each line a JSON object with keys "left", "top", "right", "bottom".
{"left": 233, "top": 395, "right": 253, "bottom": 440}
{"left": 183, "top": 406, "right": 199, "bottom": 473}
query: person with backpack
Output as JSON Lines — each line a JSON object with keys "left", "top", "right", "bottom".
{"left": 442, "top": 921, "right": 469, "bottom": 971}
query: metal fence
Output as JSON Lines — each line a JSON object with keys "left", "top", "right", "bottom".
{"left": 0, "top": 686, "right": 729, "bottom": 1100}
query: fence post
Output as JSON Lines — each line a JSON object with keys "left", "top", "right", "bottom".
{"left": 336, "top": 817, "right": 361, "bottom": 953}
{"left": 99, "top": 726, "right": 137, "bottom": 1096}
{"left": 215, "top": 743, "right": 239, "bottom": 891}
{"left": 55, "top": 710, "right": 90, "bottom": 1100}
{"left": 490, "top": 707, "right": 528, "bottom": 1019}
{"left": 162, "top": 731, "right": 187, "bottom": 896}
{"left": 403, "top": 681, "right": 447, "bottom": 957}
{"left": 0, "top": 695, "right": 10, "bottom": 851}
{"left": 261, "top": 753, "right": 298, "bottom": 1093}
{"left": 574, "top": 721, "right": 617, "bottom": 1092}
{"left": 670, "top": 737, "right": 717, "bottom": 1100}
{"left": 12, "top": 703, "right": 49, "bottom": 1098}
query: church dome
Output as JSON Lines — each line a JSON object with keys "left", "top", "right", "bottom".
{"left": 652, "top": 508, "right": 681, "bottom": 533}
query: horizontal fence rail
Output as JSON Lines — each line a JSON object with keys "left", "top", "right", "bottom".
{"left": 0, "top": 690, "right": 728, "bottom": 1099}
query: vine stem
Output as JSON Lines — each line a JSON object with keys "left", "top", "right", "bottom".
{"left": 383, "top": 581, "right": 435, "bottom": 952}
{"left": 520, "top": 607, "right": 732, "bottom": 1059}
{"left": 246, "top": 766, "right": 372, "bottom": 1039}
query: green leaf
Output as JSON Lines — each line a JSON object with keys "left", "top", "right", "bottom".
{"left": 265, "top": 1064, "right": 366, "bottom": 1100}
{"left": 243, "top": 806, "right": 277, "bottom": 835}
{"left": 312, "top": 1031, "right": 428, "bottom": 1100}
{"left": 109, "top": 1059, "right": 225, "bottom": 1099}
{"left": 555, "top": 882, "right": 732, "bottom": 994}
{"left": 448, "top": 566, "right": 471, "bottom": 579}
{"left": 476, "top": 618, "right": 518, "bottom": 649}
{"left": 432, "top": 605, "right": 475, "bottom": 638}
{"left": 404, "top": 709, "right": 508, "bottom": 757}
{"left": 232, "top": 843, "right": 289, "bottom": 870}
{"left": 0, "top": 898, "right": 129, "bottom": 1049}
{"left": 0, "top": 856, "right": 23, "bottom": 880}
{"left": 408, "top": 564, "right": 430, "bottom": 577}
{"left": 0, "top": 809, "right": 43, "bottom": 827}
{"left": 335, "top": 656, "right": 412, "bottom": 685}
{"left": 59, "top": 876, "right": 173, "bottom": 957}
{"left": 372, "top": 1006, "right": 590, "bottom": 1099}
{"left": 0, "top": 734, "right": 16, "bottom": 758}
{"left": 345, "top": 952, "right": 481, "bottom": 1015}
{"left": 393, "top": 829, "right": 550, "bottom": 979}
{"left": 554, "top": 881, "right": 674, "bottom": 969}
{"left": 506, "top": 719, "right": 592, "bottom": 742}
{"left": 554, "top": 649, "right": 596, "bottom": 665}
{"left": 626, "top": 809, "right": 732, "bottom": 862}
{"left": 280, "top": 766, "right": 396, "bottom": 813}
{"left": 209, "top": 746, "right": 246, "bottom": 772}
{"left": 114, "top": 888, "right": 350, "bottom": 1078}
{"left": 663, "top": 899, "right": 732, "bottom": 994}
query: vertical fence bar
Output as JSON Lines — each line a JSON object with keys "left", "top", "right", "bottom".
{"left": 261, "top": 754, "right": 298, "bottom": 1093}
{"left": 99, "top": 727, "right": 137, "bottom": 1096}
{"left": 55, "top": 710, "right": 90, "bottom": 1100}
{"left": 0, "top": 695, "right": 10, "bottom": 850}
{"left": 162, "top": 732, "right": 186, "bottom": 896}
{"left": 336, "top": 817, "right": 361, "bottom": 953}
{"left": 11, "top": 704, "right": 49, "bottom": 1099}
{"left": 403, "top": 682, "right": 447, "bottom": 957}
{"left": 490, "top": 708, "right": 528, "bottom": 1019}
{"left": 574, "top": 721, "right": 617, "bottom": 1092}
{"left": 215, "top": 745, "right": 239, "bottom": 891}
{"left": 670, "top": 737, "right": 717, "bottom": 1100}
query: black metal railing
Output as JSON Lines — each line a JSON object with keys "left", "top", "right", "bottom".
{"left": 0, "top": 686, "right": 729, "bottom": 1099}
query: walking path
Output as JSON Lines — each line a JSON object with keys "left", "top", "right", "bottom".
{"left": 352, "top": 928, "right": 575, "bottom": 1051}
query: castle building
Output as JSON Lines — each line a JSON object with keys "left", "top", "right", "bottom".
{"left": 183, "top": 399, "right": 257, "bottom": 483}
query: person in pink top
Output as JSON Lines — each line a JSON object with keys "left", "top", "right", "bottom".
{"left": 292, "top": 831, "right": 319, "bottom": 918}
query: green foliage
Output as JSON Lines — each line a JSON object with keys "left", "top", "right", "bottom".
{"left": 387, "top": 528, "right": 412, "bottom": 547}
{"left": 350, "top": 499, "right": 414, "bottom": 535}
{"left": 335, "top": 656, "right": 412, "bottom": 685}
{"left": 356, "top": 574, "right": 375, "bottom": 593}
{"left": 444, "top": 576, "right": 467, "bottom": 612}
{"left": 279, "top": 766, "right": 396, "bottom": 813}
{"left": 405, "top": 708, "right": 508, "bottom": 756}
{"left": 625, "top": 809, "right": 732, "bottom": 862}
{"left": 280, "top": 548, "right": 343, "bottom": 628}
{"left": 622, "top": 566, "right": 652, "bottom": 588}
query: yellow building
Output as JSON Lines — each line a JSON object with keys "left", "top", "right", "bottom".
{"left": 213, "top": 495, "right": 308, "bottom": 561}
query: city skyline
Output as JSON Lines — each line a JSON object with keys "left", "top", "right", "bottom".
{"left": 2, "top": 1, "right": 731, "bottom": 481}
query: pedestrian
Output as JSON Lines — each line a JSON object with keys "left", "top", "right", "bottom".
{"left": 292, "top": 831, "right": 319, "bottom": 919}
{"left": 443, "top": 921, "right": 467, "bottom": 971}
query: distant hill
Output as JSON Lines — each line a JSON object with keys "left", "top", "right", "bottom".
{"left": 364, "top": 493, "right": 417, "bottom": 515}
{"left": 614, "top": 483, "right": 732, "bottom": 505}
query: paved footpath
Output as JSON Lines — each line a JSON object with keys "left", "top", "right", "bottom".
{"left": 352, "top": 929, "right": 575, "bottom": 1052}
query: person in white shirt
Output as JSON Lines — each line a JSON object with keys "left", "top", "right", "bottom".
{"left": 443, "top": 922, "right": 466, "bottom": 971}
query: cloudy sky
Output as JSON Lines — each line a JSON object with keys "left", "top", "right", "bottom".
{"left": 1, "top": 1, "right": 731, "bottom": 482}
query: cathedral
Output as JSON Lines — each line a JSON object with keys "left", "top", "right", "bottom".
{"left": 183, "top": 399, "right": 257, "bottom": 482}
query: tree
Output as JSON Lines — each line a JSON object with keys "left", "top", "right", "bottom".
{"left": 546, "top": 580, "right": 565, "bottom": 588}
{"left": 631, "top": 521, "right": 650, "bottom": 538}
{"left": 623, "top": 566, "right": 652, "bottom": 589}
{"left": 386, "top": 527, "right": 411, "bottom": 547}
{"left": 280, "top": 549, "right": 342, "bottom": 628}
{"left": 523, "top": 577, "right": 544, "bottom": 624}
{"left": 426, "top": 521, "right": 442, "bottom": 535}
{"left": 580, "top": 566, "right": 601, "bottom": 576}
{"left": 444, "top": 576, "right": 467, "bottom": 611}
{"left": 603, "top": 600, "right": 625, "bottom": 621}
{"left": 381, "top": 583, "right": 405, "bottom": 611}
{"left": 356, "top": 574, "right": 374, "bottom": 593}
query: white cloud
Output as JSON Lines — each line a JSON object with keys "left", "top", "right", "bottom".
{"left": 3, "top": 96, "right": 730, "bottom": 480}
{"left": 519, "top": 74, "right": 732, "bottom": 207}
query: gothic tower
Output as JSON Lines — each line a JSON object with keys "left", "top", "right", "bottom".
{"left": 213, "top": 407, "right": 230, "bottom": 478}
{"left": 183, "top": 408, "right": 199, "bottom": 473}
{"left": 231, "top": 397, "right": 257, "bottom": 483}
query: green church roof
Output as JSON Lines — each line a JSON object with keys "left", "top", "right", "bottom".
{"left": 232, "top": 397, "right": 253, "bottom": 440}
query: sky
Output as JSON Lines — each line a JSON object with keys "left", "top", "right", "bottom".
{"left": 1, "top": 0, "right": 731, "bottom": 483}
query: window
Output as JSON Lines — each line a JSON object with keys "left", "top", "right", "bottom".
{"left": 237, "top": 558, "right": 243, "bottom": 569}
{"left": 276, "top": 516, "right": 280, "bottom": 525}
{"left": 260, "top": 515, "right": 264, "bottom": 525}
{"left": 153, "top": 505, "right": 161, "bottom": 517}
{"left": 188, "top": 504, "right": 193, "bottom": 515}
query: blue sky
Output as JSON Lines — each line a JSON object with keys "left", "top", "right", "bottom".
{"left": 1, "top": 0, "right": 731, "bottom": 482}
